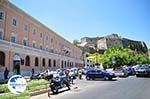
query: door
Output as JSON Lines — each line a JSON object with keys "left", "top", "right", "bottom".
{"left": 13, "top": 54, "right": 21, "bottom": 75}
{"left": 13, "top": 61, "right": 20, "bottom": 75}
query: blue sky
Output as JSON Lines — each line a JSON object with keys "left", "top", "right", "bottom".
{"left": 11, "top": 0, "right": 150, "bottom": 48}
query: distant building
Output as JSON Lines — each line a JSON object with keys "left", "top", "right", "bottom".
{"left": 148, "top": 49, "right": 150, "bottom": 57}
{"left": 97, "top": 34, "right": 123, "bottom": 51}
{"left": 0, "top": 0, "right": 82, "bottom": 80}
{"left": 78, "top": 34, "right": 148, "bottom": 54}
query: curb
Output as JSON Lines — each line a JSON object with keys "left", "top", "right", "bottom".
{"left": 30, "top": 88, "right": 50, "bottom": 97}
{"left": 30, "top": 85, "right": 78, "bottom": 97}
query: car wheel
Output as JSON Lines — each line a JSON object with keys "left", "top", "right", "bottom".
{"left": 136, "top": 75, "right": 140, "bottom": 77}
{"left": 86, "top": 76, "right": 90, "bottom": 80}
{"left": 104, "top": 76, "right": 108, "bottom": 80}
{"left": 108, "top": 77, "right": 112, "bottom": 80}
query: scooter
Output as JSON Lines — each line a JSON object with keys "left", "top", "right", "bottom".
{"left": 50, "top": 76, "right": 70, "bottom": 94}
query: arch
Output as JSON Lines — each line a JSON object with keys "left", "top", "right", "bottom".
{"left": 61, "top": 60, "right": 64, "bottom": 68}
{"left": 48, "top": 59, "right": 51, "bottom": 67}
{"left": 13, "top": 54, "right": 21, "bottom": 61}
{"left": 42, "top": 58, "right": 45, "bottom": 67}
{"left": 35, "top": 57, "right": 39, "bottom": 66}
{"left": 53, "top": 60, "right": 56, "bottom": 67}
{"left": 25, "top": 56, "right": 30, "bottom": 66}
{"left": 64, "top": 61, "right": 66, "bottom": 68}
{"left": 67, "top": 61, "right": 69, "bottom": 67}
{"left": 70, "top": 62, "right": 72, "bottom": 68}
{"left": 0, "top": 51, "right": 5, "bottom": 66}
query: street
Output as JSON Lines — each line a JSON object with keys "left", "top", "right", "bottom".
{"left": 31, "top": 76, "right": 150, "bottom": 99}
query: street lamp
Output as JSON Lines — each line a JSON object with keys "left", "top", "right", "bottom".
{"left": 112, "top": 57, "right": 116, "bottom": 70}
{"left": 95, "top": 49, "right": 99, "bottom": 67}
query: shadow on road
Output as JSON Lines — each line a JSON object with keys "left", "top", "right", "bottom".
{"left": 86, "top": 78, "right": 118, "bottom": 82}
{"left": 51, "top": 89, "right": 70, "bottom": 95}
{"left": 136, "top": 76, "right": 150, "bottom": 78}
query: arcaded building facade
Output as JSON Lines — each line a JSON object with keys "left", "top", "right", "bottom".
{"left": 0, "top": 0, "right": 82, "bottom": 80}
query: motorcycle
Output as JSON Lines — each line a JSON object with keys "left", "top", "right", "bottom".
{"left": 50, "top": 75, "right": 70, "bottom": 94}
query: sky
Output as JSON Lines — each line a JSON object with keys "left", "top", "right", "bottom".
{"left": 10, "top": 0, "right": 150, "bottom": 48}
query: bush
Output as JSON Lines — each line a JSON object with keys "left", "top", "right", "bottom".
{"left": 0, "top": 79, "right": 49, "bottom": 99}
{"left": 27, "top": 79, "right": 49, "bottom": 92}
{"left": 0, "top": 84, "right": 9, "bottom": 93}
{"left": 0, "top": 91, "right": 30, "bottom": 99}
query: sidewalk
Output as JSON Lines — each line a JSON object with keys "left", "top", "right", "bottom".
{"left": 0, "top": 79, "right": 8, "bottom": 84}
{"left": 31, "top": 84, "right": 79, "bottom": 99}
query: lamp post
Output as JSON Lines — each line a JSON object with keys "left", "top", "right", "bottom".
{"left": 95, "top": 48, "right": 99, "bottom": 68}
{"left": 112, "top": 57, "right": 116, "bottom": 70}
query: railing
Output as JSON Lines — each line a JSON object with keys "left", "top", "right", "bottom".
{"left": 0, "top": 39, "right": 82, "bottom": 61}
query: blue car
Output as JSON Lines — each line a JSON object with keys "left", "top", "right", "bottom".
{"left": 86, "top": 69, "right": 116, "bottom": 80}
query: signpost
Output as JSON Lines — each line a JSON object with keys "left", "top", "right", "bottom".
{"left": 112, "top": 57, "right": 116, "bottom": 64}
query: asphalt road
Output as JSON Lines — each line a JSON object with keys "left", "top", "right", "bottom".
{"left": 31, "top": 76, "right": 150, "bottom": 99}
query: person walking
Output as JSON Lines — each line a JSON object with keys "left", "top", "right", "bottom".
{"left": 31, "top": 68, "right": 35, "bottom": 77}
{"left": 4, "top": 67, "right": 9, "bottom": 80}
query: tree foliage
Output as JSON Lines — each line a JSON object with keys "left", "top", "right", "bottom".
{"left": 87, "top": 46, "right": 150, "bottom": 69}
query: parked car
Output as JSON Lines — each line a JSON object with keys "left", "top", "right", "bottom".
{"left": 132, "top": 65, "right": 140, "bottom": 72}
{"left": 126, "top": 66, "right": 135, "bottom": 75}
{"left": 86, "top": 69, "right": 116, "bottom": 80}
{"left": 136, "top": 65, "right": 150, "bottom": 77}
{"left": 114, "top": 67, "right": 128, "bottom": 77}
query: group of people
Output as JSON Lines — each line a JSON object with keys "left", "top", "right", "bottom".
{"left": 3, "top": 67, "right": 82, "bottom": 81}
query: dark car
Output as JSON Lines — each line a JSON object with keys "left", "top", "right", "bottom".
{"left": 136, "top": 65, "right": 150, "bottom": 77}
{"left": 86, "top": 69, "right": 116, "bottom": 80}
{"left": 126, "top": 66, "right": 135, "bottom": 75}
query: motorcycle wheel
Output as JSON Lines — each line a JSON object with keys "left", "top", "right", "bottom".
{"left": 51, "top": 86, "right": 58, "bottom": 94}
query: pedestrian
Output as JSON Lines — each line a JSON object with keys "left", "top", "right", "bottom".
{"left": 78, "top": 69, "right": 82, "bottom": 79}
{"left": 47, "top": 74, "right": 53, "bottom": 98}
{"left": 64, "top": 69, "right": 70, "bottom": 83}
{"left": 4, "top": 67, "right": 9, "bottom": 80}
{"left": 31, "top": 68, "right": 35, "bottom": 77}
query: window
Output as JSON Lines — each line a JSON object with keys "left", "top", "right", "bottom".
{"left": 53, "top": 60, "right": 56, "bottom": 67}
{"left": 0, "top": 11, "right": 5, "bottom": 21}
{"left": 11, "top": 36, "right": 16, "bottom": 43}
{"left": 46, "top": 36, "right": 48, "bottom": 40}
{"left": 32, "top": 28, "right": 36, "bottom": 35}
{"left": 67, "top": 61, "right": 69, "bottom": 67}
{"left": 35, "top": 57, "right": 39, "bottom": 67}
{"left": 42, "top": 58, "right": 45, "bottom": 67}
{"left": 0, "top": 29, "right": 4, "bottom": 40}
{"left": 25, "top": 56, "right": 30, "bottom": 66}
{"left": 23, "top": 39, "right": 27, "bottom": 46}
{"left": 64, "top": 61, "right": 66, "bottom": 68}
{"left": 0, "top": 51, "right": 5, "bottom": 66}
{"left": 48, "top": 59, "right": 51, "bottom": 67}
{"left": 51, "top": 38, "right": 53, "bottom": 43}
{"left": 12, "top": 18, "right": 17, "bottom": 26}
{"left": 61, "top": 61, "right": 64, "bottom": 68}
{"left": 24, "top": 24, "right": 28, "bottom": 32}
{"left": 32, "top": 41, "right": 36, "bottom": 48}
{"left": 40, "top": 33, "right": 43, "bottom": 38}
